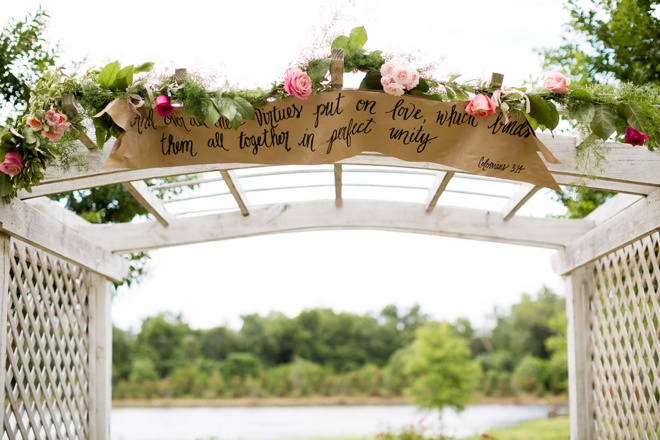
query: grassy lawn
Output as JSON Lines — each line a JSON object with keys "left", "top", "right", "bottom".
{"left": 460, "top": 417, "right": 570, "bottom": 440}
{"left": 282, "top": 417, "right": 570, "bottom": 440}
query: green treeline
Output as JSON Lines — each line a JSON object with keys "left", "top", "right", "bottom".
{"left": 112, "top": 287, "right": 567, "bottom": 401}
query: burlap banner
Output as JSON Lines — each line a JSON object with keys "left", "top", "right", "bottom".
{"left": 103, "top": 90, "right": 561, "bottom": 190}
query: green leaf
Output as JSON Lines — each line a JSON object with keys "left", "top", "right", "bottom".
{"left": 98, "top": 61, "right": 120, "bottom": 90}
{"left": 213, "top": 97, "right": 241, "bottom": 130}
{"left": 590, "top": 105, "right": 618, "bottom": 140}
{"left": 133, "top": 62, "right": 154, "bottom": 74}
{"left": 348, "top": 26, "right": 368, "bottom": 49}
{"left": 570, "top": 89, "right": 594, "bottom": 101}
{"left": 232, "top": 97, "right": 255, "bottom": 120}
{"left": 568, "top": 102, "right": 595, "bottom": 125}
{"left": 110, "top": 65, "right": 134, "bottom": 91}
{"left": 331, "top": 35, "right": 350, "bottom": 50}
{"left": 22, "top": 126, "right": 37, "bottom": 145}
{"left": 0, "top": 174, "right": 13, "bottom": 197}
{"left": 528, "top": 95, "right": 559, "bottom": 130}
{"left": 359, "top": 70, "right": 383, "bottom": 90}
{"left": 618, "top": 102, "right": 647, "bottom": 132}
{"left": 206, "top": 103, "right": 220, "bottom": 126}
{"left": 414, "top": 78, "right": 430, "bottom": 93}
{"left": 524, "top": 112, "right": 540, "bottom": 131}
{"left": 307, "top": 58, "right": 331, "bottom": 83}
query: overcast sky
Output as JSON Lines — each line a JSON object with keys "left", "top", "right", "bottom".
{"left": 6, "top": 0, "right": 571, "bottom": 331}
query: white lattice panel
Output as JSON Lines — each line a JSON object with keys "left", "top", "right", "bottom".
{"left": 3, "top": 241, "right": 91, "bottom": 440}
{"left": 590, "top": 231, "right": 660, "bottom": 439}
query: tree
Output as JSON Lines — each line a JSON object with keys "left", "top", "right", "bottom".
{"left": 403, "top": 322, "right": 482, "bottom": 413}
{"left": 134, "top": 313, "right": 193, "bottom": 377}
{"left": 541, "top": 0, "right": 660, "bottom": 86}
{"left": 0, "top": 7, "right": 56, "bottom": 123}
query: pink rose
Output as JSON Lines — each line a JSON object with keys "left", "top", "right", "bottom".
{"left": 465, "top": 94, "right": 498, "bottom": 118}
{"left": 544, "top": 71, "right": 570, "bottom": 94}
{"left": 393, "top": 67, "right": 420, "bottom": 90}
{"left": 27, "top": 116, "right": 42, "bottom": 131}
{"left": 624, "top": 126, "right": 649, "bottom": 146}
{"left": 155, "top": 95, "right": 174, "bottom": 117}
{"left": 41, "top": 129, "right": 64, "bottom": 141}
{"left": 284, "top": 67, "right": 312, "bottom": 100}
{"left": 380, "top": 61, "right": 397, "bottom": 78}
{"left": 383, "top": 82, "right": 405, "bottom": 96}
{"left": 45, "top": 109, "right": 60, "bottom": 126}
{"left": 0, "top": 151, "right": 25, "bottom": 176}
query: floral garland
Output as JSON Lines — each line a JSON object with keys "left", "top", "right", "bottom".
{"left": 0, "top": 26, "right": 658, "bottom": 202}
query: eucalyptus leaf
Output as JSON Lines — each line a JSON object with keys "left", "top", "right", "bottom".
{"left": 570, "top": 89, "right": 594, "bottom": 101}
{"left": 528, "top": 95, "right": 559, "bottom": 130}
{"left": 590, "top": 105, "right": 618, "bottom": 140}
{"left": 569, "top": 102, "right": 595, "bottom": 125}
{"left": 22, "top": 126, "right": 37, "bottom": 144}
{"left": 618, "top": 102, "right": 647, "bottom": 132}
{"left": 98, "top": 61, "right": 120, "bottom": 90}
{"left": 232, "top": 97, "right": 255, "bottom": 120}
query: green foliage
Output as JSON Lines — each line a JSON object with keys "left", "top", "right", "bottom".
{"left": 462, "top": 416, "right": 570, "bottom": 440}
{"left": 512, "top": 355, "right": 548, "bottom": 395}
{"left": 219, "top": 352, "right": 263, "bottom": 381}
{"left": 403, "top": 322, "right": 482, "bottom": 412}
{"left": 0, "top": 7, "right": 56, "bottom": 121}
{"left": 553, "top": 186, "right": 614, "bottom": 219}
{"left": 541, "top": 0, "right": 660, "bottom": 86}
{"left": 135, "top": 313, "right": 191, "bottom": 377}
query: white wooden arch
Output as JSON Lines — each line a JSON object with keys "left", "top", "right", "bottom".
{"left": 1, "top": 109, "right": 659, "bottom": 438}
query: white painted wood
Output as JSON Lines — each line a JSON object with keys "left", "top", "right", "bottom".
{"left": 122, "top": 180, "right": 175, "bottom": 226}
{"left": 566, "top": 265, "right": 594, "bottom": 440}
{"left": 88, "top": 272, "right": 112, "bottom": 440}
{"left": 552, "top": 174, "right": 657, "bottom": 195}
{"left": 0, "top": 234, "right": 10, "bottom": 433}
{"left": 334, "top": 164, "right": 343, "bottom": 208}
{"left": 425, "top": 171, "right": 454, "bottom": 212}
{"left": 220, "top": 170, "right": 251, "bottom": 216}
{"left": 501, "top": 183, "right": 540, "bottom": 221}
{"left": 584, "top": 193, "right": 642, "bottom": 226}
{"left": 0, "top": 199, "right": 129, "bottom": 282}
{"left": 552, "top": 188, "right": 660, "bottom": 274}
{"left": 26, "top": 197, "right": 90, "bottom": 228}
{"left": 81, "top": 200, "right": 595, "bottom": 253}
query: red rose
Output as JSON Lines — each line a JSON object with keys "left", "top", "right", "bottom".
{"left": 624, "top": 127, "right": 649, "bottom": 146}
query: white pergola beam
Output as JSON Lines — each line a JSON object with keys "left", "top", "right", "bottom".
{"left": 122, "top": 181, "right": 174, "bottom": 226}
{"left": 334, "top": 164, "right": 343, "bottom": 208}
{"left": 501, "top": 184, "right": 541, "bottom": 221}
{"left": 0, "top": 199, "right": 129, "bottom": 282}
{"left": 220, "top": 170, "right": 250, "bottom": 216}
{"left": 80, "top": 200, "right": 595, "bottom": 253}
{"left": 552, "top": 188, "right": 660, "bottom": 275}
{"left": 425, "top": 172, "right": 454, "bottom": 212}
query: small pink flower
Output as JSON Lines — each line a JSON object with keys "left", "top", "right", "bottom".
{"left": 26, "top": 116, "right": 43, "bottom": 131}
{"left": 0, "top": 151, "right": 26, "bottom": 176}
{"left": 41, "top": 129, "right": 64, "bottom": 141}
{"left": 383, "top": 82, "right": 405, "bottom": 96}
{"left": 393, "top": 66, "right": 420, "bottom": 90}
{"left": 284, "top": 67, "right": 312, "bottom": 100}
{"left": 380, "top": 61, "right": 397, "bottom": 78}
{"left": 155, "top": 95, "right": 174, "bottom": 117}
{"left": 45, "top": 109, "right": 60, "bottom": 126}
{"left": 465, "top": 94, "right": 498, "bottom": 118}
{"left": 544, "top": 71, "right": 570, "bottom": 94}
{"left": 624, "top": 126, "right": 649, "bottom": 146}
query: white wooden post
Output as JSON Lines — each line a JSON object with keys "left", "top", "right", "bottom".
{"left": 0, "top": 234, "right": 10, "bottom": 432}
{"left": 566, "top": 265, "right": 594, "bottom": 440}
{"left": 88, "top": 272, "right": 113, "bottom": 440}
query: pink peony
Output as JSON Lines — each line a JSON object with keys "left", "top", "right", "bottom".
{"left": 27, "top": 116, "right": 43, "bottom": 131}
{"left": 383, "top": 82, "right": 405, "bottom": 96}
{"left": 465, "top": 94, "right": 498, "bottom": 118}
{"left": 155, "top": 95, "right": 174, "bottom": 117}
{"left": 380, "top": 61, "right": 397, "bottom": 78}
{"left": 624, "top": 126, "right": 649, "bottom": 146}
{"left": 544, "top": 71, "right": 570, "bottom": 94}
{"left": 284, "top": 67, "right": 312, "bottom": 100}
{"left": 45, "top": 109, "right": 60, "bottom": 126}
{"left": 0, "top": 151, "right": 25, "bottom": 176}
{"left": 41, "top": 129, "right": 64, "bottom": 141}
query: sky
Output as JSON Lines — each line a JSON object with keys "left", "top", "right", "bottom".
{"left": 4, "top": 0, "right": 572, "bottom": 331}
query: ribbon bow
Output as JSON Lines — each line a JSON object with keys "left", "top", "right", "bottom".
{"left": 491, "top": 88, "right": 531, "bottom": 124}
{"left": 124, "top": 94, "right": 145, "bottom": 117}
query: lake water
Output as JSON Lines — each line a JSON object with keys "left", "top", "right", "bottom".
{"left": 111, "top": 404, "right": 554, "bottom": 440}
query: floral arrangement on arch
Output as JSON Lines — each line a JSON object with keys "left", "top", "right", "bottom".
{"left": 0, "top": 26, "right": 658, "bottom": 201}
